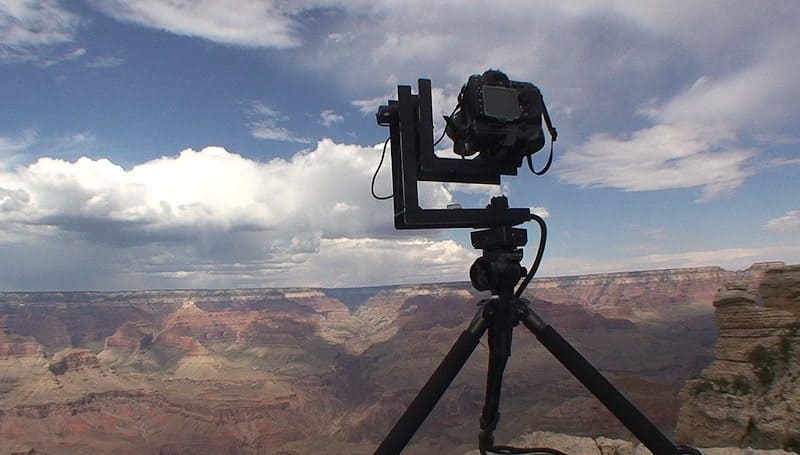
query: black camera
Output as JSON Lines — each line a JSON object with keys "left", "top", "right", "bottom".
{"left": 375, "top": 70, "right": 555, "bottom": 229}
{"left": 446, "top": 70, "right": 555, "bottom": 168}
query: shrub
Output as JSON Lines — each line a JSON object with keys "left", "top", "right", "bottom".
{"left": 749, "top": 345, "right": 777, "bottom": 385}
{"left": 713, "top": 377, "right": 730, "bottom": 390}
{"left": 780, "top": 324, "right": 799, "bottom": 364}
{"left": 48, "top": 359, "right": 68, "bottom": 375}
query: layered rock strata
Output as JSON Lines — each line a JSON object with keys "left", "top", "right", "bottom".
{"left": 676, "top": 265, "right": 800, "bottom": 451}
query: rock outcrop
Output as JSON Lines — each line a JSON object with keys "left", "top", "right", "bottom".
{"left": 464, "top": 431, "right": 794, "bottom": 455}
{"left": 0, "top": 321, "right": 43, "bottom": 359}
{"left": 676, "top": 265, "right": 800, "bottom": 451}
{"left": 47, "top": 349, "right": 101, "bottom": 375}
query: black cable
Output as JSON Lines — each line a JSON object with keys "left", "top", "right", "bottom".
{"left": 527, "top": 94, "right": 557, "bottom": 175}
{"left": 434, "top": 104, "right": 461, "bottom": 146}
{"left": 487, "top": 446, "right": 568, "bottom": 455}
{"left": 526, "top": 141, "right": 554, "bottom": 175}
{"left": 433, "top": 121, "right": 449, "bottom": 146}
{"left": 371, "top": 137, "right": 393, "bottom": 200}
{"left": 515, "top": 213, "right": 547, "bottom": 299}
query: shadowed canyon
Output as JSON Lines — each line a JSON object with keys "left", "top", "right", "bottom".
{"left": 0, "top": 262, "right": 796, "bottom": 454}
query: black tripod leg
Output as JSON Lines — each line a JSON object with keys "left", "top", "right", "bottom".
{"left": 375, "top": 308, "right": 489, "bottom": 455}
{"left": 478, "top": 326, "right": 510, "bottom": 454}
{"left": 520, "top": 306, "right": 681, "bottom": 455}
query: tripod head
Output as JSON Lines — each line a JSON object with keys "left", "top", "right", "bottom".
{"left": 469, "top": 198, "right": 528, "bottom": 296}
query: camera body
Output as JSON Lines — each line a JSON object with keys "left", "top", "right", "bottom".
{"left": 447, "top": 70, "right": 546, "bottom": 168}
{"left": 375, "top": 71, "right": 554, "bottom": 229}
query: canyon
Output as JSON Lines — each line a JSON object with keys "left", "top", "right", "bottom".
{"left": 0, "top": 262, "right": 791, "bottom": 454}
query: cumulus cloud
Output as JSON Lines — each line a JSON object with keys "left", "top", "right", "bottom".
{"left": 0, "top": 0, "right": 83, "bottom": 64}
{"left": 764, "top": 210, "right": 800, "bottom": 233}
{"left": 0, "top": 140, "right": 469, "bottom": 289}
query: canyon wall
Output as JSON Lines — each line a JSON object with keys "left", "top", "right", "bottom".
{"left": 0, "top": 263, "right": 788, "bottom": 454}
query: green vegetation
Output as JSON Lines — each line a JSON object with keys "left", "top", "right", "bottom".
{"left": 748, "top": 326, "right": 798, "bottom": 388}
{"left": 749, "top": 345, "right": 778, "bottom": 385}
{"left": 780, "top": 324, "right": 799, "bottom": 364}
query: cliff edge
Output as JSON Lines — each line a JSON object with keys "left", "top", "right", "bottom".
{"left": 676, "top": 265, "right": 800, "bottom": 451}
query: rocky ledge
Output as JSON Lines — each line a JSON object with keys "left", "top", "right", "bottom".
{"left": 464, "top": 431, "right": 793, "bottom": 454}
{"left": 47, "top": 349, "right": 101, "bottom": 375}
{"left": 676, "top": 265, "right": 800, "bottom": 451}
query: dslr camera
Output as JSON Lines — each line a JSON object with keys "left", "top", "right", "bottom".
{"left": 446, "top": 69, "right": 555, "bottom": 169}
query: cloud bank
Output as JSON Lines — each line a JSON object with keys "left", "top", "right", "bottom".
{"left": 0, "top": 139, "right": 472, "bottom": 289}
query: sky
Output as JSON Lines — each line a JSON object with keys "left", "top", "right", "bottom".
{"left": 0, "top": 1, "right": 798, "bottom": 290}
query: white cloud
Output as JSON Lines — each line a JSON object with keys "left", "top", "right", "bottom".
{"left": 557, "top": 37, "right": 798, "bottom": 200}
{"left": 0, "top": 130, "right": 36, "bottom": 170}
{"left": 0, "top": 0, "right": 83, "bottom": 64}
{"left": 247, "top": 101, "right": 283, "bottom": 119}
{"left": 558, "top": 124, "right": 754, "bottom": 201}
{"left": 250, "top": 121, "right": 311, "bottom": 143}
{"left": 0, "top": 140, "right": 467, "bottom": 288}
{"left": 303, "top": 2, "right": 797, "bottom": 203}
{"left": 0, "top": 130, "right": 35, "bottom": 154}
{"left": 764, "top": 210, "right": 800, "bottom": 233}
{"left": 245, "top": 101, "right": 309, "bottom": 143}
{"left": 292, "top": 237, "right": 474, "bottom": 287}
{"left": 91, "top": 0, "right": 309, "bottom": 49}
{"left": 319, "top": 109, "right": 343, "bottom": 127}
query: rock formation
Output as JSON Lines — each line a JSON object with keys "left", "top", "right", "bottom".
{"left": 463, "top": 431, "right": 794, "bottom": 454}
{"left": 676, "top": 265, "right": 800, "bottom": 452}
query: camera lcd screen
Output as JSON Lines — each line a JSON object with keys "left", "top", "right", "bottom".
{"left": 482, "top": 86, "right": 520, "bottom": 120}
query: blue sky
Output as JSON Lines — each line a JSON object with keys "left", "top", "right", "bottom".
{"left": 0, "top": 1, "right": 798, "bottom": 290}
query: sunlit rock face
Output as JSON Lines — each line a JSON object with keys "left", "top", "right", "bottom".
{"left": 0, "top": 263, "right": 792, "bottom": 454}
{"left": 676, "top": 265, "right": 800, "bottom": 451}
{"left": 462, "top": 431, "right": 794, "bottom": 455}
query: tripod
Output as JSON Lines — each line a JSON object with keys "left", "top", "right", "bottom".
{"left": 375, "top": 198, "right": 700, "bottom": 455}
